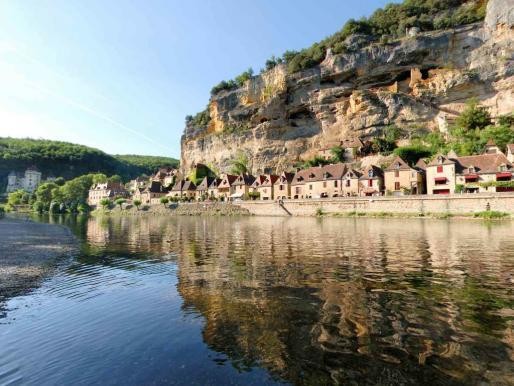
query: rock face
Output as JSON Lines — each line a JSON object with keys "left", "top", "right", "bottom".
{"left": 181, "top": 4, "right": 514, "bottom": 174}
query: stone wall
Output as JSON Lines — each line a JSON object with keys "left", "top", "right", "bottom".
{"left": 235, "top": 194, "right": 514, "bottom": 217}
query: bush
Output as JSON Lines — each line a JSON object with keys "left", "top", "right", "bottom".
{"left": 456, "top": 98, "right": 492, "bottom": 131}
{"left": 394, "top": 145, "right": 433, "bottom": 165}
{"left": 473, "top": 211, "right": 509, "bottom": 219}
{"left": 160, "top": 197, "right": 170, "bottom": 207}
{"left": 100, "top": 198, "right": 111, "bottom": 209}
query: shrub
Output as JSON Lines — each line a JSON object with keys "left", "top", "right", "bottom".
{"left": 114, "top": 198, "right": 126, "bottom": 209}
{"left": 133, "top": 199, "right": 142, "bottom": 210}
{"left": 473, "top": 211, "right": 509, "bottom": 219}
{"left": 455, "top": 184, "right": 465, "bottom": 193}
{"left": 100, "top": 198, "right": 111, "bottom": 209}
{"left": 394, "top": 145, "right": 433, "bottom": 165}
{"left": 456, "top": 98, "right": 492, "bottom": 131}
{"left": 315, "top": 207, "right": 325, "bottom": 217}
{"left": 160, "top": 197, "right": 170, "bottom": 207}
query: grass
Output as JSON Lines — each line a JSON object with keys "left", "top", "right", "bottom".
{"left": 473, "top": 211, "right": 510, "bottom": 219}
{"left": 315, "top": 207, "right": 325, "bottom": 217}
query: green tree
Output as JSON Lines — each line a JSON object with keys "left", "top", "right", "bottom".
{"left": 54, "top": 177, "right": 65, "bottom": 186}
{"left": 394, "top": 145, "right": 433, "bottom": 165}
{"left": 108, "top": 175, "right": 122, "bottom": 183}
{"left": 160, "top": 197, "right": 169, "bottom": 207}
{"left": 7, "top": 190, "right": 26, "bottom": 206}
{"left": 114, "top": 198, "right": 126, "bottom": 209}
{"left": 34, "top": 182, "right": 58, "bottom": 209}
{"left": 479, "top": 125, "right": 514, "bottom": 151}
{"left": 330, "top": 147, "right": 345, "bottom": 163}
{"left": 100, "top": 198, "right": 111, "bottom": 209}
{"left": 133, "top": 199, "right": 142, "bottom": 210}
{"left": 456, "top": 99, "right": 492, "bottom": 131}
{"left": 230, "top": 152, "right": 250, "bottom": 175}
{"left": 303, "top": 156, "right": 330, "bottom": 168}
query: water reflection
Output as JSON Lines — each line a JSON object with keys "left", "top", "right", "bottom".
{"left": 3, "top": 215, "right": 514, "bottom": 385}
{"left": 79, "top": 216, "right": 514, "bottom": 384}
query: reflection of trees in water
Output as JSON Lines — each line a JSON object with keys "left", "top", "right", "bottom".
{"left": 82, "top": 216, "right": 514, "bottom": 384}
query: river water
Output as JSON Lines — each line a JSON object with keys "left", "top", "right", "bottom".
{"left": 1, "top": 215, "right": 513, "bottom": 385}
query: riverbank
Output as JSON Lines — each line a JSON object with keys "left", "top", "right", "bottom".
{"left": 235, "top": 193, "right": 514, "bottom": 218}
{"left": 0, "top": 216, "right": 79, "bottom": 302}
{"left": 92, "top": 202, "right": 250, "bottom": 217}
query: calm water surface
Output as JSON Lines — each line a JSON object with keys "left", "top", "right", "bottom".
{"left": 1, "top": 215, "right": 514, "bottom": 385}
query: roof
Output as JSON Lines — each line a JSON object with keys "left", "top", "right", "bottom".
{"left": 261, "top": 174, "right": 279, "bottom": 187}
{"left": 485, "top": 139, "right": 497, "bottom": 147}
{"left": 427, "top": 154, "right": 455, "bottom": 167}
{"left": 359, "top": 165, "right": 383, "bottom": 180}
{"left": 415, "top": 158, "right": 428, "bottom": 171}
{"left": 274, "top": 172, "right": 295, "bottom": 185}
{"left": 183, "top": 180, "right": 196, "bottom": 191}
{"left": 454, "top": 153, "right": 512, "bottom": 174}
{"left": 251, "top": 175, "right": 267, "bottom": 188}
{"left": 218, "top": 174, "right": 238, "bottom": 188}
{"left": 208, "top": 178, "right": 222, "bottom": 189}
{"left": 343, "top": 168, "right": 362, "bottom": 179}
{"left": 197, "top": 176, "right": 215, "bottom": 190}
{"left": 291, "top": 163, "right": 347, "bottom": 185}
{"left": 385, "top": 156, "right": 412, "bottom": 172}
{"left": 233, "top": 174, "right": 256, "bottom": 186}
{"left": 171, "top": 180, "right": 185, "bottom": 191}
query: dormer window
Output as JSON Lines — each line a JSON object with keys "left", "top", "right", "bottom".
{"left": 438, "top": 156, "right": 443, "bottom": 164}
{"left": 368, "top": 170, "right": 374, "bottom": 178}
{"left": 499, "top": 164, "right": 507, "bottom": 172}
{"left": 468, "top": 166, "right": 475, "bottom": 173}
{"left": 309, "top": 173, "right": 315, "bottom": 178}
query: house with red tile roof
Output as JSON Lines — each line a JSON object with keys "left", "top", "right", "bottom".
{"left": 341, "top": 168, "right": 362, "bottom": 197}
{"left": 273, "top": 172, "right": 295, "bottom": 200}
{"left": 358, "top": 165, "right": 384, "bottom": 196}
{"left": 454, "top": 153, "right": 513, "bottom": 193}
{"left": 384, "top": 156, "right": 425, "bottom": 195}
{"left": 217, "top": 174, "right": 238, "bottom": 200}
{"left": 426, "top": 154, "right": 456, "bottom": 195}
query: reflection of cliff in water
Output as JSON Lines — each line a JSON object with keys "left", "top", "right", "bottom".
{"left": 170, "top": 217, "right": 514, "bottom": 385}
{"left": 56, "top": 214, "right": 514, "bottom": 384}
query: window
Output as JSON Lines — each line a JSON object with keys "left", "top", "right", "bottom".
{"left": 334, "top": 181, "right": 338, "bottom": 187}
{"left": 346, "top": 180, "right": 350, "bottom": 187}
{"left": 323, "top": 182, "right": 327, "bottom": 188}
{"left": 309, "top": 184, "right": 313, "bottom": 190}
{"left": 279, "top": 185, "right": 284, "bottom": 190}
{"left": 368, "top": 179, "right": 372, "bottom": 187}
{"left": 437, "top": 166, "right": 443, "bottom": 173}
{"left": 395, "top": 182, "right": 400, "bottom": 190}
{"left": 394, "top": 170, "right": 399, "bottom": 178}
{"left": 295, "top": 187, "right": 301, "bottom": 194}
{"left": 368, "top": 170, "right": 373, "bottom": 177}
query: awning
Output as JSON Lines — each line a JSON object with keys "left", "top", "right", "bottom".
{"left": 230, "top": 192, "right": 244, "bottom": 198}
{"left": 434, "top": 177, "right": 447, "bottom": 182}
{"left": 464, "top": 174, "right": 479, "bottom": 180}
{"left": 496, "top": 172, "right": 512, "bottom": 179}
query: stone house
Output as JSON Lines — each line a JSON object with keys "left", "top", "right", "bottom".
{"left": 251, "top": 175, "right": 268, "bottom": 196}
{"left": 384, "top": 156, "right": 425, "bottom": 195}
{"left": 196, "top": 177, "right": 215, "bottom": 200}
{"left": 6, "top": 166, "right": 42, "bottom": 193}
{"left": 153, "top": 167, "right": 179, "bottom": 188}
{"left": 426, "top": 154, "right": 456, "bottom": 195}
{"left": 88, "top": 182, "right": 128, "bottom": 206}
{"left": 454, "top": 153, "right": 513, "bottom": 193}
{"left": 169, "top": 180, "right": 185, "bottom": 199}
{"left": 358, "top": 165, "right": 384, "bottom": 196}
{"left": 134, "top": 180, "right": 167, "bottom": 204}
{"left": 207, "top": 178, "right": 222, "bottom": 199}
{"left": 231, "top": 174, "right": 256, "bottom": 200}
{"left": 217, "top": 174, "right": 238, "bottom": 200}
{"left": 291, "top": 163, "right": 347, "bottom": 199}
{"left": 341, "top": 169, "right": 362, "bottom": 197}
{"left": 273, "top": 172, "right": 295, "bottom": 200}
{"left": 256, "top": 174, "right": 279, "bottom": 200}
{"left": 182, "top": 180, "right": 197, "bottom": 200}
{"left": 127, "top": 176, "right": 147, "bottom": 193}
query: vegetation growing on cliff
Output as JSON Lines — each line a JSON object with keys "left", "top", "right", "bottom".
{"left": 206, "top": 0, "right": 487, "bottom": 97}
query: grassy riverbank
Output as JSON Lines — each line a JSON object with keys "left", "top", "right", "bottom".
{"left": 0, "top": 216, "right": 78, "bottom": 302}
{"left": 92, "top": 202, "right": 250, "bottom": 217}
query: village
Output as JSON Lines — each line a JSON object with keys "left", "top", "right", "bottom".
{"left": 86, "top": 140, "right": 514, "bottom": 207}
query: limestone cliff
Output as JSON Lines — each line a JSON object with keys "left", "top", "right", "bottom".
{"left": 181, "top": 0, "right": 514, "bottom": 174}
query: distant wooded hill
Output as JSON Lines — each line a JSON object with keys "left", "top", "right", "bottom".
{"left": 0, "top": 137, "right": 179, "bottom": 191}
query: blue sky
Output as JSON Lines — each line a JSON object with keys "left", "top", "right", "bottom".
{"left": 0, "top": 0, "right": 394, "bottom": 158}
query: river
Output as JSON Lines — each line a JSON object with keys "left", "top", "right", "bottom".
{"left": 1, "top": 215, "right": 513, "bottom": 385}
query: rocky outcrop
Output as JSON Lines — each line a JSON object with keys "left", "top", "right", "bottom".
{"left": 181, "top": 4, "right": 514, "bottom": 174}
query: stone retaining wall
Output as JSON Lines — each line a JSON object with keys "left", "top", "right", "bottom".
{"left": 235, "top": 194, "right": 514, "bottom": 217}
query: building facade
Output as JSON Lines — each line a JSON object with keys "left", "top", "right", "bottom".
{"left": 6, "top": 167, "right": 42, "bottom": 193}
